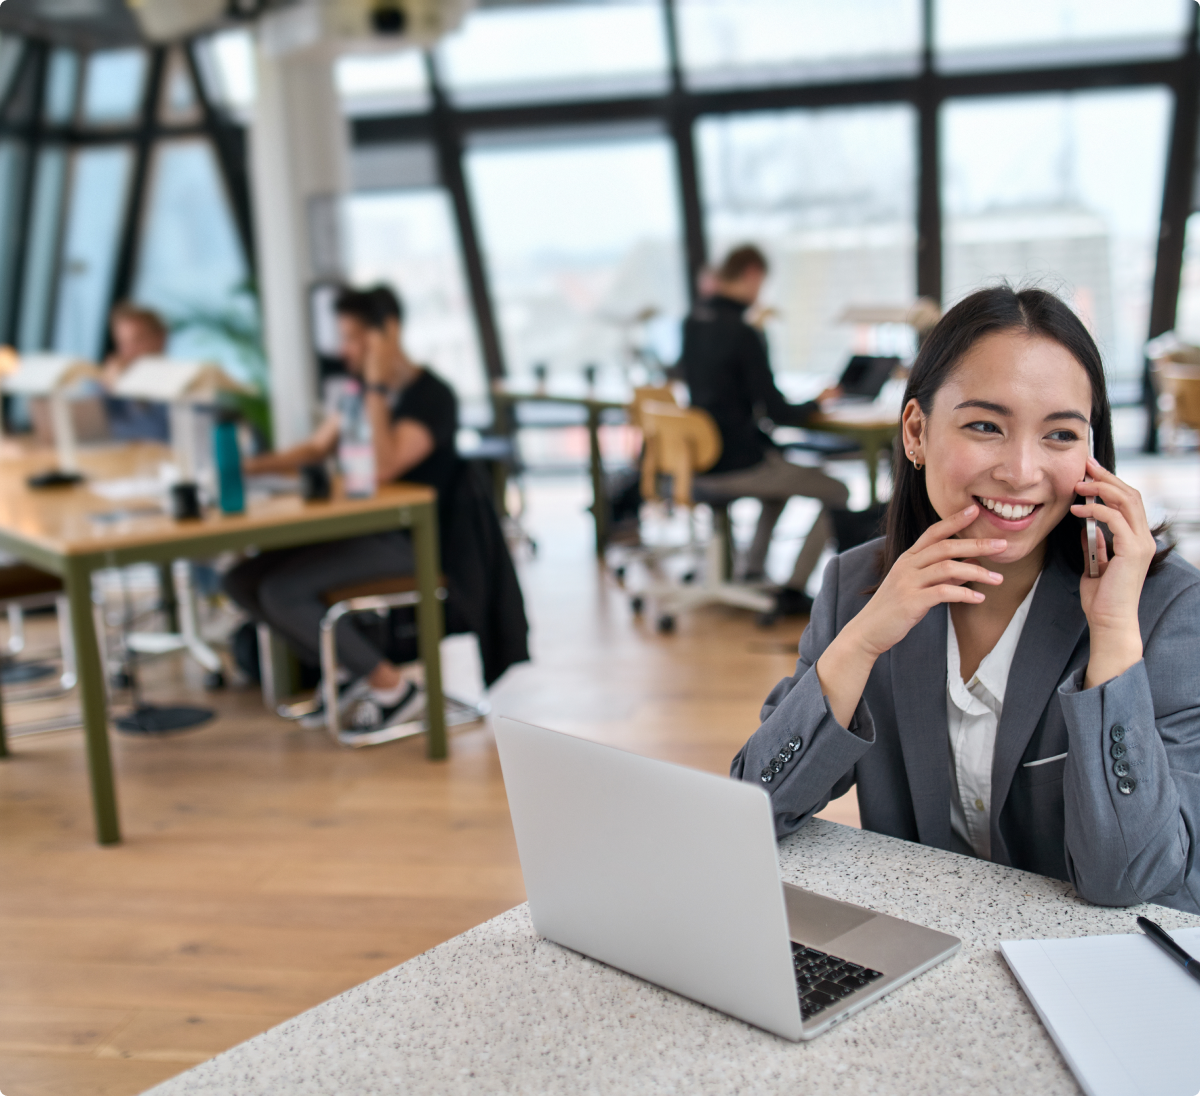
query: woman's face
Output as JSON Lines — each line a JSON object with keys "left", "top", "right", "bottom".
{"left": 903, "top": 330, "right": 1094, "bottom": 566}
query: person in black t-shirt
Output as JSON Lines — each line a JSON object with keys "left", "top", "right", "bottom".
{"left": 682, "top": 246, "right": 849, "bottom": 617}
{"left": 223, "top": 285, "right": 457, "bottom": 734}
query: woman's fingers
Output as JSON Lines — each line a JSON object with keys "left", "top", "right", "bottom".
{"left": 924, "top": 559, "right": 1004, "bottom": 587}
{"left": 1077, "top": 460, "right": 1151, "bottom": 530}
{"left": 914, "top": 536, "right": 1008, "bottom": 565}
{"left": 930, "top": 584, "right": 987, "bottom": 605}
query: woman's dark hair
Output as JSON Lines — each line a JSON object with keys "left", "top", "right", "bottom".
{"left": 334, "top": 284, "right": 404, "bottom": 329}
{"left": 881, "top": 284, "right": 1170, "bottom": 578}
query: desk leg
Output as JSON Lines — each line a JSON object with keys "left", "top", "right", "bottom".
{"left": 65, "top": 560, "right": 120, "bottom": 844}
{"left": 412, "top": 506, "right": 447, "bottom": 760}
{"left": 588, "top": 407, "right": 608, "bottom": 558}
{"left": 865, "top": 439, "right": 881, "bottom": 508}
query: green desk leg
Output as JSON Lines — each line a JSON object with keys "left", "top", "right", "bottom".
{"left": 412, "top": 504, "right": 447, "bottom": 760}
{"left": 65, "top": 559, "right": 121, "bottom": 844}
{"left": 0, "top": 672, "right": 9, "bottom": 758}
{"left": 587, "top": 406, "right": 608, "bottom": 558}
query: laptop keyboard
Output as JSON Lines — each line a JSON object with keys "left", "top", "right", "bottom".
{"left": 791, "top": 942, "right": 884, "bottom": 1020}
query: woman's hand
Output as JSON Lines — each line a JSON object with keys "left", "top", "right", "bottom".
{"left": 362, "top": 329, "right": 391, "bottom": 388}
{"left": 845, "top": 503, "right": 1007, "bottom": 658}
{"left": 817, "top": 504, "right": 1006, "bottom": 726}
{"left": 1071, "top": 457, "right": 1156, "bottom": 687}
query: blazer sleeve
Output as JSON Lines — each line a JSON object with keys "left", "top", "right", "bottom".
{"left": 1058, "top": 579, "right": 1200, "bottom": 909}
{"left": 731, "top": 553, "right": 876, "bottom": 836}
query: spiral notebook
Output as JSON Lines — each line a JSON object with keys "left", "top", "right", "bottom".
{"left": 1001, "top": 927, "right": 1200, "bottom": 1096}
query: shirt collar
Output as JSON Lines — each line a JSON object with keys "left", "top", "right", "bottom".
{"left": 947, "top": 571, "right": 1043, "bottom": 706}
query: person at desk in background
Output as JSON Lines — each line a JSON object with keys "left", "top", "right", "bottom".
{"left": 733, "top": 285, "right": 1200, "bottom": 914}
{"left": 223, "top": 285, "right": 457, "bottom": 734}
{"left": 101, "top": 302, "right": 171, "bottom": 441}
{"left": 682, "top": 245, "right": 848, "bottom": 618}
{"left": 29, "top": 302, "right": 171, "bottom": 445}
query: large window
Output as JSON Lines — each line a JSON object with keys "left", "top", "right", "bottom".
{"left": 464, "top": 134, "right": 687, "bottom": 387}
{"left": 942, "top": 89, "right": 1172, "bottom": 384}
{"left": 17, "top": 146, "right": 67, "bottom": 352}
{"left": 936, "top": 0, "right": 1193, "bottom": 71}
{"left": 678, "top": 0, "right": 921, "bottom": 88}
{"left": 437, "top": 2, "right": 669, "bottom": 106}
{"left": 697, "top": 105, "right": 917, "bottom": 380}
{"left": 133, "top": 139, "right": 260, "bottom": 384}
{"left": 52, "top": 146, "right": 134, "bottom": 359}
{"left": 343, "top": 188, "right": 486, "bottom": 406}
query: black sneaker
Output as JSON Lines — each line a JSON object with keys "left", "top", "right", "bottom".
{"left": 774, "top": 587, "right": 814, "bottom": 617}
{"left": 347, "top": 681, "right": 425, "bottom": 733}
{"left": 294, "top": 676, "right": 370, "bottom": 729}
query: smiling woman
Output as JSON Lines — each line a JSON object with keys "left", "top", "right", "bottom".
{"left": 731, "top": 285, "right": 1200, "bottom": 914}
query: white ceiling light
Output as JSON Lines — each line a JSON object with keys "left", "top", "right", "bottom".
{"left": 125, "top": 0, "right": 229, "bottom": 42}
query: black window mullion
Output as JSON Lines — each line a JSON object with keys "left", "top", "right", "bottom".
{"left": 5, "top": 42, "right": 47, "bottom": 346}
{"left": 663, "top": 0, "right": 707, "bottom": 301}
{"left": 424, "top": 50, "right": 507, "bottom": 391}
{"left": 916, "top": 0, "right": 941, "bottom": 305}
{"left": 106, "top": 46, "right": 166, "bottom": 322}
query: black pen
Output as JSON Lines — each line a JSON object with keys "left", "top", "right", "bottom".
{"left": 1137, "top": 916, "right": 1200, "bottom": 987}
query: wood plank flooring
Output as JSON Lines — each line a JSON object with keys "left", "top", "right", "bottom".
{"left": 0, "top": 476, "right": 856, "bottom": 1096}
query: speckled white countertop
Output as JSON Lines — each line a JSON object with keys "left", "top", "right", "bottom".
{"left": 143, "top": 819, "right": 1200, "bottom": 1096}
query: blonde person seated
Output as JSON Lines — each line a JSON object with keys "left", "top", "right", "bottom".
{"left": 29, "top": 302, "right": 171, "bottom": 445}
{"left": 733, "top": 285, "right": 1200, "bottom": 913}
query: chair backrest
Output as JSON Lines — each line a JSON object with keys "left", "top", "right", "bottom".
{"left": 639, "top": 402, "right": 722, "bottom": 506}
{"left": 628, "top": 385, "right": 678, "bottom": 430}
{"left": 1159, "top": 364, "right": 1200, "bottom": 429}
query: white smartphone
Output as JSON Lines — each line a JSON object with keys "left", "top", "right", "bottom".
{"left": 1085, "top": 426, "right": 1099, "bottom": 578}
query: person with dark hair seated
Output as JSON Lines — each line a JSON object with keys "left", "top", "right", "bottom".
{"left": 733, "top": 285, "right": 1200, "bottom": 912}
{"left": 224, "top": 285, "right": 465, "bottom": 734}
{"left": 682, "top": 244, "right": 848, "bottom": 618}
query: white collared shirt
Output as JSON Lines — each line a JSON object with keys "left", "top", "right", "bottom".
{"left": 946, "top": 574, "right": 1041, "bottom": 860}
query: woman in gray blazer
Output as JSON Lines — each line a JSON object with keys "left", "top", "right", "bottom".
{"left": 733, "top": 286, "right": 1200, "bottom": 914}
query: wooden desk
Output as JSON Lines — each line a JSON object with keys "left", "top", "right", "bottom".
{"left": 0, "top": 444, "right": 447, "bottom": 845}
{"left": 490, "top": 385, "right": 629, "bottom": 556}
{"left": 809, "top": 406, "right": 899, "bottom": 507}
{"left": 144, "top": 818, "right": 1200, "bottom": 1095}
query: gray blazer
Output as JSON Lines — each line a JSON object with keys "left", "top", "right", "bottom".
{"left": 732, "top": 539, "right": 1200, "bottom": 914}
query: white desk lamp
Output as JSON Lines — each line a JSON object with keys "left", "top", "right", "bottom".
{"left": 111, "top": 357, "right": 251, "bottom": 481}
{"left": 3, "top": 353, "right": 102, "bottom": 486}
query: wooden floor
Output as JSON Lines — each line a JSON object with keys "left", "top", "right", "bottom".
{"left": 0, "top": 476, "right": 858, "bottom": 1096}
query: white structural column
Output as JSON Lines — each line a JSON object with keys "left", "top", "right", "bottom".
{"left": 248, "top": 36, "right": 349, "bottom": 448}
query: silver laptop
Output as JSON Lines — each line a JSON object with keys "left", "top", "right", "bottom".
{"left": 495, "top": 716, "right": 960, "bottom": 1041}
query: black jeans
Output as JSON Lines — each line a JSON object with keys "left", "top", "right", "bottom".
{"left": 223, "top": 532, "right": 414, "bottom": 677}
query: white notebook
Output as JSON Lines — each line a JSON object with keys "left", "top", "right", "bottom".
{"left": 1001, "top": 927, "right": 1200, "bottom": 1096}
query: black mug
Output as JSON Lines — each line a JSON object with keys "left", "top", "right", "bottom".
{"left": 170, "top": 482, "right": 202, "bottom": 521}
{"left": 300, "top": 462, "right": 331, "bottom": 501}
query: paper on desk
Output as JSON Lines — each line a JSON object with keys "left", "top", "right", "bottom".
{"left": 89, "top": 477, "right": 164, "bottom": 501}
{"left": 1001, "top": 927, "right": 1200, "bottom": 1096}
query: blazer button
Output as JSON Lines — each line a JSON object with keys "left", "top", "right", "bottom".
{"left": 1110, "top": 724, "right": 1126, "bottom": 742}
{"left": 1117, "top": 776, "right": 1137, "bottom": 795}
{"left": 1110, "top": 742, "right": 1127, "bottom": 760}
{"left": 788, "top": 736, "right": 803, "bottom": 752}
{"left": 1113, "top": 759, "right": 1130, "bottom": 778}
{"left": 760, "top": 767, "right": 774, "bottom": 784}
{"left": 769, "top": 757, "right": 784, "bottom": 775}
{"left": 778, "top": 748, "right": 793, "bottom": 764}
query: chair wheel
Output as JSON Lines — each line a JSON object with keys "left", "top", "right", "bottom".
{"left": 204, "top": 670, "right": 226, "bottom": 691}
{"left": 630, "top": 595, "right": 645, "bottom": 614}
{"left": 657, "top": 614, "right": 675, "bottom": 634}
{"left": 681, "top": 571, "right": 697, "bottom": 584}
{"left": 756, "top": 611, "right": 779, "bottom": 629}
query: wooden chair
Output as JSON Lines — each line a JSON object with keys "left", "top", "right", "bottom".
{"left": 635, "top": 403, "right": 774, "bottom": 633}
{"left": 1155, "top": 361, "right": 1200, "bottom": 453}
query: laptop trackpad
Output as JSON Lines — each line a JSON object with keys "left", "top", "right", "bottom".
{"left": 783, "top": 882, "right": 875, "bottom": 947}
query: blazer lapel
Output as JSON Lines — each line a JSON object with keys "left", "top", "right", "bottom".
{"left": 891, "top": 604, "right": 952, "bottom": 850}
{"left": 989, "top": 554, "right": 1087, "bottom": 863}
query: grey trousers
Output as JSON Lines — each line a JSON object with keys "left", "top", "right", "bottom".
{"left": 223, "top": 532, "right": 414, "bottom": 677}
{"left": 694, "top": 448, "right": 850, "bottom": 591}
